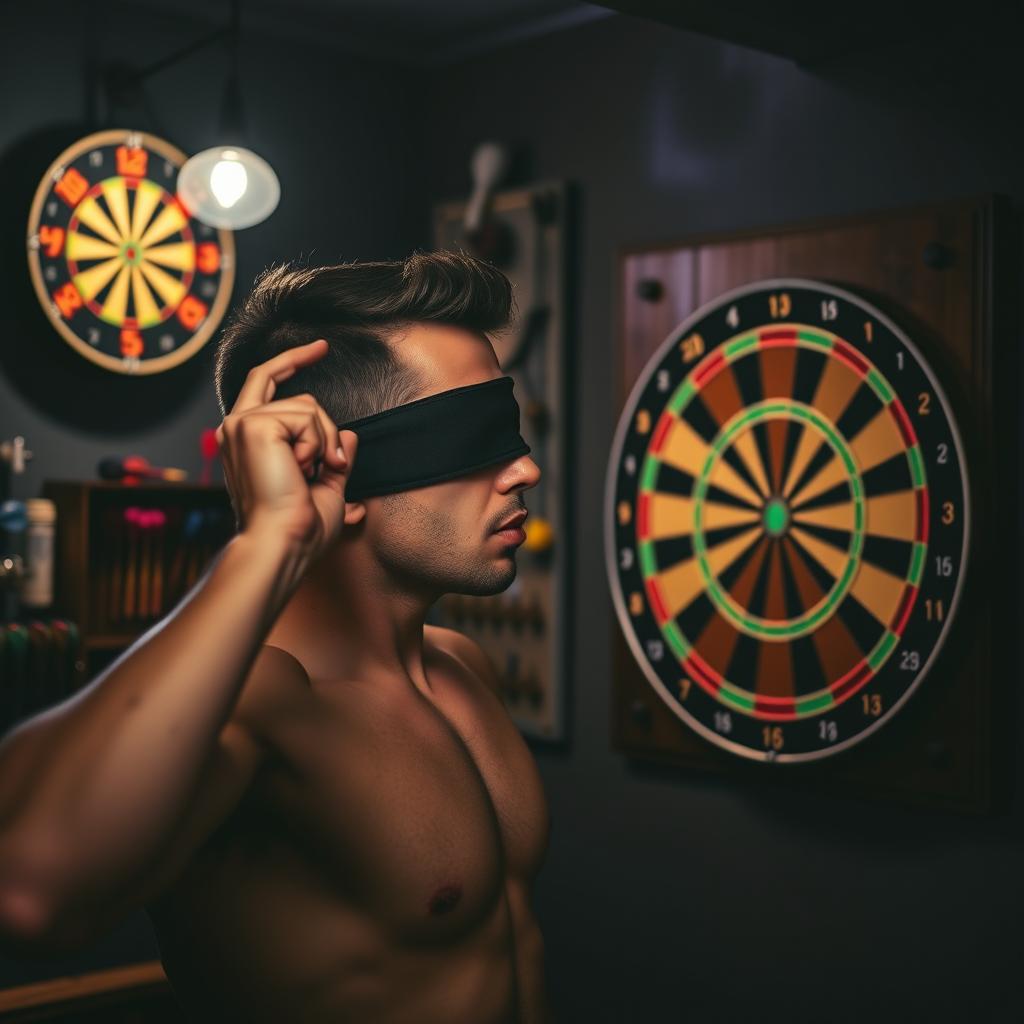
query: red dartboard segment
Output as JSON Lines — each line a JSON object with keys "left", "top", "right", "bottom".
{"left": 688, "top": 649, "right": 723, "bottom": 687}
{"left": 644, "top": 576, "right": 669, "bottom": 624}
{"left": 607, "top": 278, "right": 969, "bottom": 762}
{"left": 693, "top": 349, "right": 727, "bottom": 387}
{"left": 637, "top": 492, "right": 651, "bottom": 541}
{"left": 832, "top": 660, "right": 874, "bottom": 703}
{"left": 916, "top": 489, "right": 930, "bottom": 544}
{"left": 682, "top": 652, "right": 722, "bottom": 696}
{"left": 890, "top": 397, "right": 918, "bottom": 447}
{"left": 758, "top": 327, "right": 799, "bottom": 345}
{"left": 651, "top": 410, "right": 674, "bottom": 454}
{"left": 832, "top": 338, "right": 870, "bottom": 375}
{"left": 754, "top": 695, "right": 796, "bottom": 716}
{"left": 890, "top": 585, "right": 918, "bottom": 637}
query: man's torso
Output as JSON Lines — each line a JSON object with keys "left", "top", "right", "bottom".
{"left": 147, "top": 625, "right": 551, "bottom": 1023}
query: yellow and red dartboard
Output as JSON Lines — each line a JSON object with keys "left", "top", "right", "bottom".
{"left": 606, "top": 279, "right": 969, "bottom": 763}
{"left": 26, "top": 129, "right": 235, "bottom": 375}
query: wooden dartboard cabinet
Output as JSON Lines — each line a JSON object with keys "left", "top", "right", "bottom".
{"left": 610, "top": 195, "right": 1017, "bottom": 814}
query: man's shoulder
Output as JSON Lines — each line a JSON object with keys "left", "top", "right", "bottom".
{"left": 230, "top": 643, "right": 312, "bottom": 738}
{"left": 425, "top": 624, "right": 503, "bottom": 700}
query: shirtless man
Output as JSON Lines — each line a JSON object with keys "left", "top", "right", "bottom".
{"left": 0, "top": 250, "right": 553, "bottom": 1022}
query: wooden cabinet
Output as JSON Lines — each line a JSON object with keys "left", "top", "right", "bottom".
{"left": 0, "top": 962, "right": 182, "bottom": 1021}
{"left": 41, "top": 480, "right": 234, "bottom": 680}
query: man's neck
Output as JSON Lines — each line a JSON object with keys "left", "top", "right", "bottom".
{"left": 264, "top": 543, "right": 436, "bottom": 694}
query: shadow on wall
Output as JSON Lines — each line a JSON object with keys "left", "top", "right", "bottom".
{"left": 0, "top": 123, "right": 219, "bottom": 437}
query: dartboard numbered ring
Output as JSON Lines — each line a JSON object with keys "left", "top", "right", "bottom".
{"left": 606, "top": 278, "right": 970, "bottom": 763}
{"left": 26, "top": 129, "right": 235, "bottom": 375}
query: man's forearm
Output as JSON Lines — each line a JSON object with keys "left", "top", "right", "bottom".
{"left": 0, "top": 528, "right": 307, "bottom": 931}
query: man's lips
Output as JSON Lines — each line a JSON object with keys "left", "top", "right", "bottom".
{"left": 493, "top": 510, "right": 528, "bottom": 533}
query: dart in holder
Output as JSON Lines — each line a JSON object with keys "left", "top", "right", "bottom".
{"left": 463, "top": 142, "right": 515, "bottom": 266}
{"left": 97, "top": 454, "right": 188, "bottom": 485}
{"left": 0, "top": 617, "right": 82, "bottom": 735}
{"left": 98, "top": 498, "right": 231, "bottom": 630}
{"left": 41, "top": 480, "right": 235, "bottom": 683}
{"left": 200, "top": 427, "right": 221, "bottom": 485}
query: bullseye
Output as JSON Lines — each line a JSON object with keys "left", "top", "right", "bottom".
{"left": 762, "top": 497, "right": 788, "bottom": 537}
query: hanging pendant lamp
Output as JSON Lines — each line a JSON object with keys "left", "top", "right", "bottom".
{"left": 178, "top": 0, "right": 280, "bottom": 230}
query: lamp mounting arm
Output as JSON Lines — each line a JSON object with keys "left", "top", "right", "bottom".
{"left": 105, "top": 0, "right": 241, "bottom": 100}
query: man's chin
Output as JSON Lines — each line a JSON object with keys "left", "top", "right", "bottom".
{"left": 455, "top": 559, "right": 517, "bottom": 597}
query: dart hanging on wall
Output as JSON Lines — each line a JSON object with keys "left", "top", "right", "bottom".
{"left": 26, "top": 129, "right": 235, "bottom": 376}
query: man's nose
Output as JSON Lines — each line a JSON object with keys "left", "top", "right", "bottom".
{"left": 501, "top": 454, "right": 541, "bottom": 491}
{"left": 519, "top": 455, "right": 541, "bottom": 489}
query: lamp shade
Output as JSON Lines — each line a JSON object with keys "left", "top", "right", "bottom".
{"left": 177, "top": 145, "right": 280, "bottom": 229}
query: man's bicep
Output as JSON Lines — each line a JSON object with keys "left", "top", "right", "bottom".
{"left": 140, "top": 645, "right": 310, "bottom": 903}
{"left": 137, "top": 719, "right": 265, "bottom": 906}
{"left": 96, "top": 645, "right": 304, "bottom": 928}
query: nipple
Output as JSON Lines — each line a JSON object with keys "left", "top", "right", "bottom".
{"left": 428, "top": 883, "right": 463, "bottom": 915}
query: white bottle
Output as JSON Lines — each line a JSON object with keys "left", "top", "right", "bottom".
{"left": 23, "top": 498, "right": 56, "bottom": 609}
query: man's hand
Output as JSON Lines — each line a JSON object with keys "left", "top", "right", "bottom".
{"left": 216, "top": 338, "right": 358, "bottom": 557}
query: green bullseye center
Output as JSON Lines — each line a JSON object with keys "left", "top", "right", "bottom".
{"left": 763, "top": 497, "right": 789, "bottom": 537}
{"left": 690, "top": 400, "right": 865, "bottom": 641}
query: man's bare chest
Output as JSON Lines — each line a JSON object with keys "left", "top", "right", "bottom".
{"left": 207, "top": 660, "right": 550, "bottom": 942}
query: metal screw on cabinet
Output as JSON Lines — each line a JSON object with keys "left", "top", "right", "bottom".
{"left": 922, "top": 241, "right": 953, "bottom": 270}
{"left": 925, "top": 739, "right": 954, "bottom": 770}
{"left": 636, "top": 278, "right": 664, "bottom": 302}
{"left": 629, "top": 699, "right": 652, "bottom": 730}
{"left": 531, "top": 189, "right": 559, "bottom": 225}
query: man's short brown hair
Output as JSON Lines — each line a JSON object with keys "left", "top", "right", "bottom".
{"left": 214, "top": 249, "right": 514, "bottom": 423}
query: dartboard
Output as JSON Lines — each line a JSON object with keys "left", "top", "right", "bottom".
{"left": 606, "top": 278, "right": 969, "bottom": 763}
{"left": 26, "top": 129, "right": 235, "bottom": 375}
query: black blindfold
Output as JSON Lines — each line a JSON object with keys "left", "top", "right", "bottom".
{"left": 338, "top": 375, "right": 531, "bottom": 500}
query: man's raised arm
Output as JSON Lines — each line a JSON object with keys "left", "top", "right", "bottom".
{"left": 0, "top": 339, "right": 357, "bottom": 953}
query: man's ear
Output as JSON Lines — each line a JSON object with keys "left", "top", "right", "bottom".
{"left": 343, "top": 499, "right": 367, "bottom": 525}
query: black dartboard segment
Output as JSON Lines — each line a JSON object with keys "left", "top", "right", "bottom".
{"left": 605, "top": 279, "right": 969, "bottom": 763}
{"left": 26, "top": 129, "right": 235, "bottom": 375}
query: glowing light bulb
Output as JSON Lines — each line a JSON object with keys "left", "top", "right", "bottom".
{"left": 209, "top": 154, "right": 248, "bottom": 208}
{"left": 178, "top": 145, "right": 280, "bottom": 229}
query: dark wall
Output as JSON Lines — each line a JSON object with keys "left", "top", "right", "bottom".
{"left": 3, "top": 3, "right": 1023, "bottom": 1019}
{"left": 424, "top": 15, "right": 1024, "bottom": 1024}
{"left": 0, "top": 0, "right": 425, "bottom": 503}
